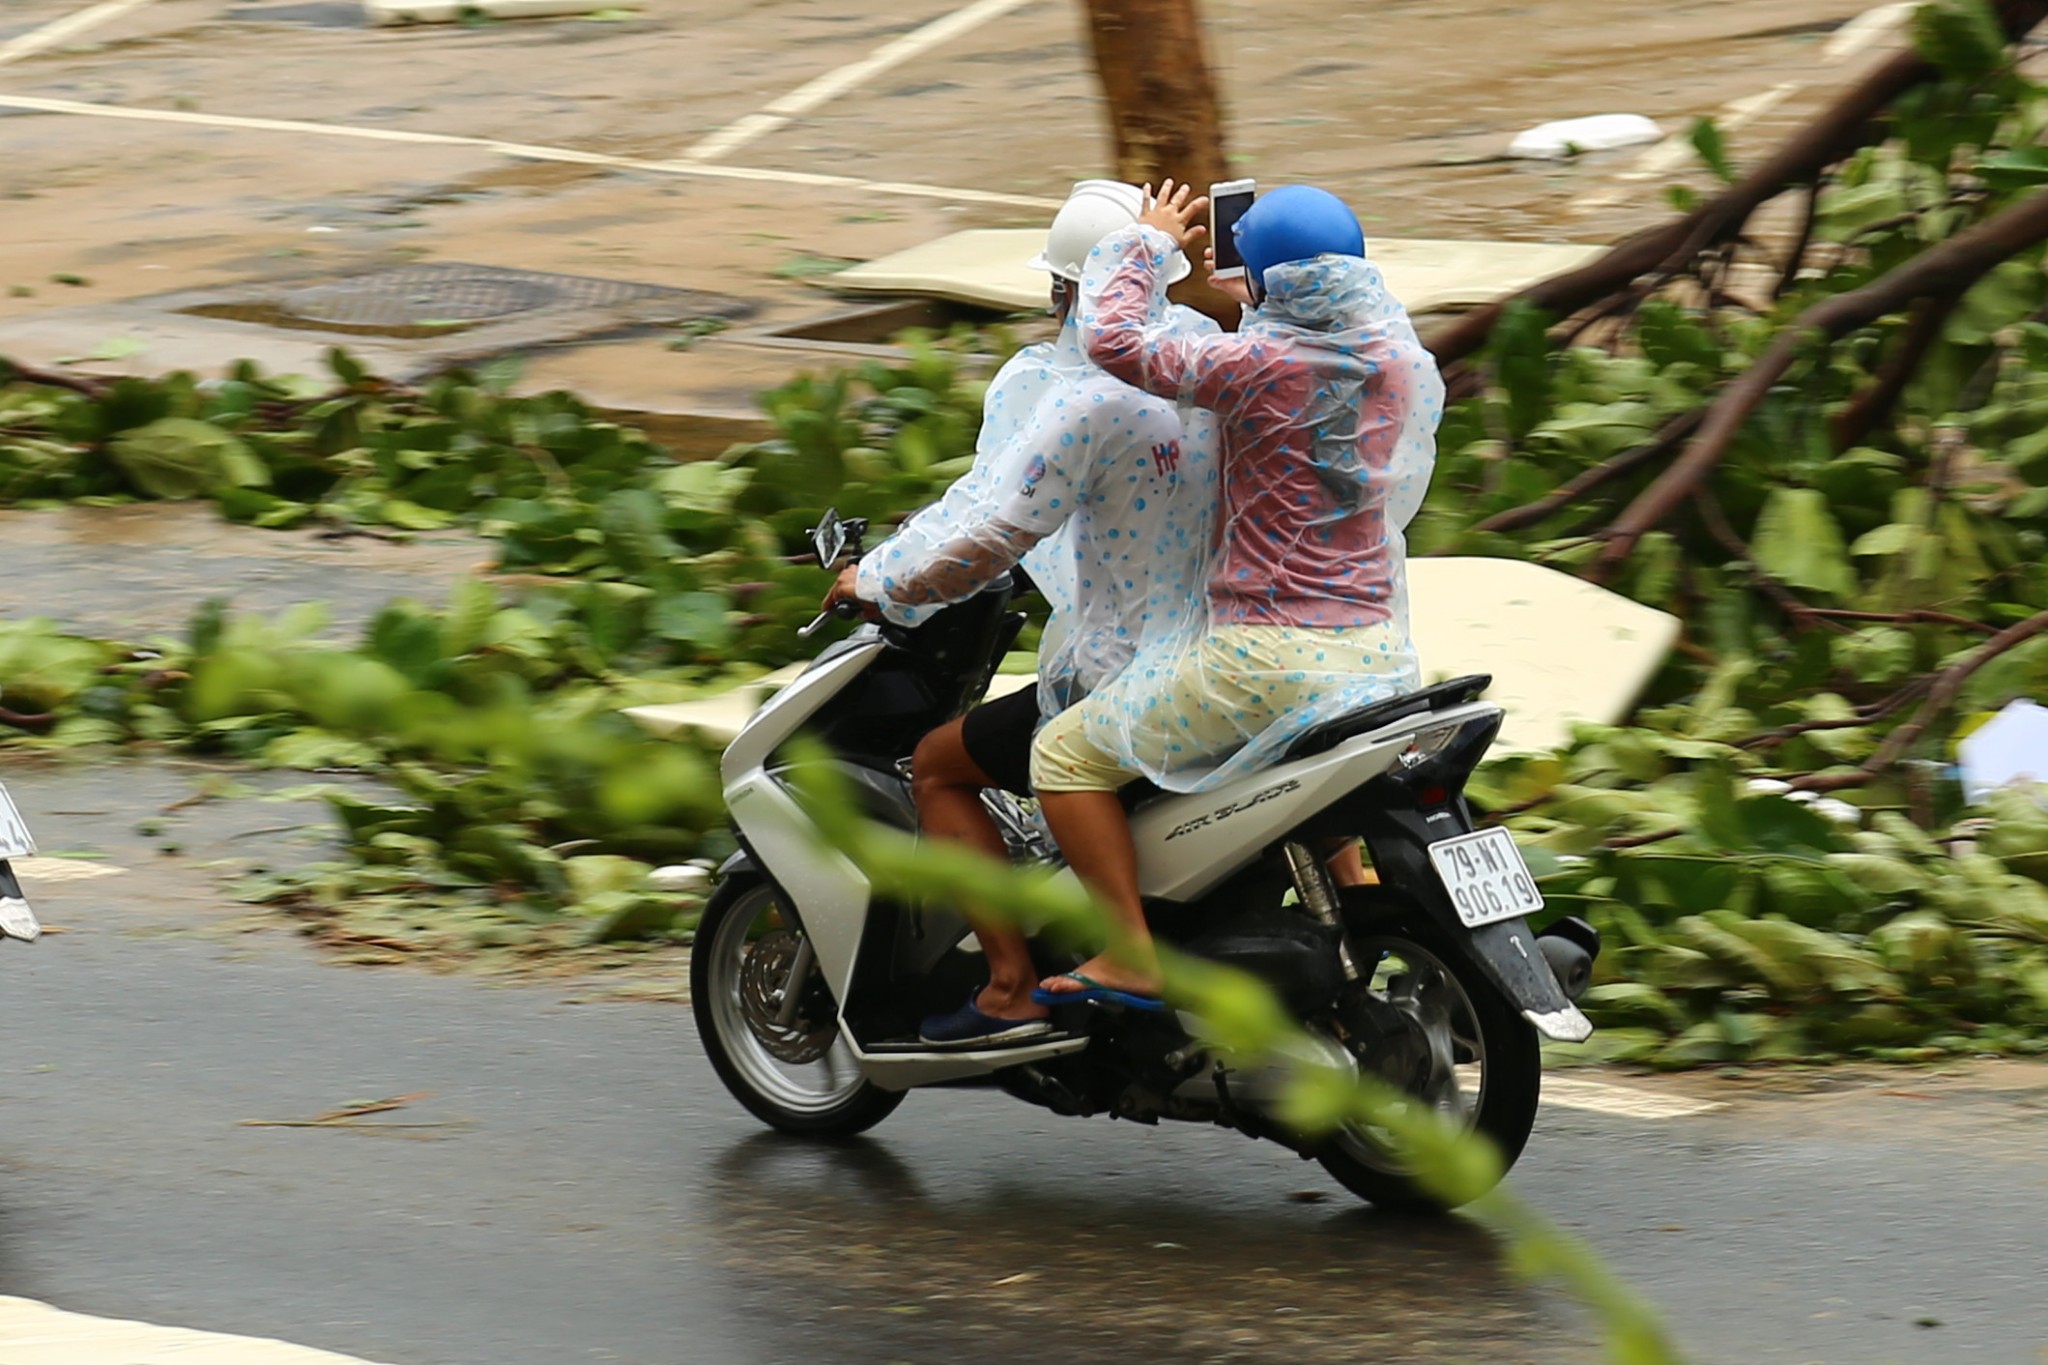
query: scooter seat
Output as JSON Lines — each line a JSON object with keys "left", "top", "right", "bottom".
{"left": 1281, "top": 674, "right": 1492, "bottom": 760}
{"left": 1100, "top": 675, "right": 1489, "bottom": 812}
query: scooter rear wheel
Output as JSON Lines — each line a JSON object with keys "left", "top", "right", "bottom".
{"left": 691, "top": 876, "right": 904, "bottom": 1137}
{"left": 1314, "top": 922, "right": 1541, "bottom": 1213}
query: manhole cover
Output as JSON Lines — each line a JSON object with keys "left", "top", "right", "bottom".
{"left": 174, "top": 261, "right": 752, "bottom": 349}
{"left": 281, "top": 266, "right": 574, "bottom": 329}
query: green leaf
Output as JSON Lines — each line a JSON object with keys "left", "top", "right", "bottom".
{"left": 1910, "top": 0, "right": 2008, "bottom": 80}
{"left": 650, "top": 591, "right": 735, "bottom": 650}
{"left": 1849, "top": 522, "right": 1918, "bottom": 557}
{"left": 1689, "top": 116, "right": 1734, "bottom": 183}
{"left": 1946, "top": 258, "right": 2046, "bottom": 348}
{"left": 1692, "top": 766, "right": 1747, "bottom": 849}
{"left": 1749, "top": 486, "right": 1856, "bottom": 598}
{"left": 1976, "top": 785, "right": 2048, "bottom": 880}
{"left": 1581, "top": 981, "right": 1689, "bottom": 1028}
{"left": 376, "top": 498, "right": 456, "bottom": 531}
{"left": 1528, "top": 401, "right": 1658, "bottom": 464}
{"left": 55, "top": 336, "right": 146, "bottom": 365}
{"left": 1636, "top": 299, "right": 1722, "bottom": 373}
{"left": 0, "top": 621, "right": 114, "bottom": 710}
{"left": 654, "top": 461, "right": 753, "bottom": 514}
{"left": 327, "top": 348, "right": 368, "bottom": 388}
{"left": 109, "top": 418, "right": 268, "bottom": 499}
{"left": 772, "top": 255, "right": 858, "bottom": 279}
{"left": 261, "top": 729, "right": 382, "bottom": 770}
{"left": 1973, "top": 146, "right": 2048, "bottom": 190}
{"left": 1488, "top": 300, "right": 1554, "bottom": 441}
{"left": 1815, "top": 182, "right": 1910, "bottom": 242}
{"left": 441, "top": 579, "right": 500, "bottom": 657}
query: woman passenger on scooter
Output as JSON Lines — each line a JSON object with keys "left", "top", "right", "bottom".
{"left": 1027, "top": 181, "right": 1445, "bottom": 1009}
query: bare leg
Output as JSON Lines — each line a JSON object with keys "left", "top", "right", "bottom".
{"left": 1325, "top": 838, "right": 1372, "bottom": 888}
{"left": 1036, "top": 788, "right": 1160, "bottom": 996}
{"left": 910, "top": 721, "right": 1045, "bottom": 1019}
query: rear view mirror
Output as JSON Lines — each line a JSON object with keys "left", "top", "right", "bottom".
{"left": 810, "top": 508, "right": 847, "bottom": 567}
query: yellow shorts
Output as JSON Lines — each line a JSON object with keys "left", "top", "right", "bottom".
{"left": 1029, "top": 622, "right": 1405, "bottom": 792}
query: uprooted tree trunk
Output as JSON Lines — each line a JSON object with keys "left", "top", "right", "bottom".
{"left": 1427, "top": 0, "right": 2048, "bottom": 370}
{"left": 1080, "top": 0, "right": 1237, "bottom": 322}
{"left": 1081, "top": 0, "right": 1228, "bottom": 201}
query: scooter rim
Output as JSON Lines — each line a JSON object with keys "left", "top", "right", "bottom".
{"left": 1329, "top": 932, "right": 1491, "bottom": 1177}
{"left": 701, "top": 881, "right": 867, "bottom": 1117}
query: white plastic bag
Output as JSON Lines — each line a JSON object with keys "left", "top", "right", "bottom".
{"left": 1508, "top": 114, "right": 1664, "bottom": 161}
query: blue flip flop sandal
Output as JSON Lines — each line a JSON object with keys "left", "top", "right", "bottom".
{"left": 1030, "top": 971, "right": 1167, "bottom": 1012}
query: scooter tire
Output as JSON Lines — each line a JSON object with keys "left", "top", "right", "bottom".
{"left": 1314, "top": 920, "right": 1541, "bottom": 1214}
{"left": 691, "top": 875, "right": 905, "bottom": 1138}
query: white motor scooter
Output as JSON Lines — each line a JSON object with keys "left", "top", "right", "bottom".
{"left": 0, "top": 772, "right": 43, "bottom": 947}
{"left": 680, "top": 510, "right": 1598, "bottom": 1210}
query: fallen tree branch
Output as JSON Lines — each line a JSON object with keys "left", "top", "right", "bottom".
{"left": 1830, "top": 293, "right": 1963, "bottom": 450}
{"left": 1739, "top": 675, "right": 1934, "bottom": 749}
{"left": 1775, "top": 182, "right": 1823, "bottom": 299}
{"left": 0, "top": 359, "right": 111, "bottom": 401}
{"left": 1468, "top": 409, "right": 1704, "bottom": 535}
{"left": 1791, "top": 605, "right": 2048, "bottom": 791}
{"left": 0, "top": 706, "right": 57, "bottom": 733}
{"left": 1604, "top": 825, "right": 1684, "bottom": 850}
{"left": 1593, "top": 187, "right": 2048, "bottom": 577}
{"left": 1803, "top": 607, "right": 2001, "bottom": 635}
{"left": 1695, "top": 488, "right": 1832, "bottom": 631}
{"left": 1427, "top": 0, "right": 2048, "bottom": 368}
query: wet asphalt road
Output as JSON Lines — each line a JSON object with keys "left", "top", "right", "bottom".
{"left": 3, "top": 770, "right": 2048, "bottom": 1365}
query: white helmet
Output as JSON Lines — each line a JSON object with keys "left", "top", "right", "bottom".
{"left": 1027, "top": 179, "right": 1192, "bottom": 285}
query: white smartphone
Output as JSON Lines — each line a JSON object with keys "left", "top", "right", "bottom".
{"left": 1208, "top": 179, "right": 1256, "bottom": 280}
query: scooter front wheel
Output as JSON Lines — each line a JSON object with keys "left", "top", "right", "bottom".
{"left": 691, "top": 876, "right": 904, "bottom": 1137}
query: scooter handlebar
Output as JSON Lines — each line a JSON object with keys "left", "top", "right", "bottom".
{"left": 797, "top": 599, "right": 866, "bottom": 639}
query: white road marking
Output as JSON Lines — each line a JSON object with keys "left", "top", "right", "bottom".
{"left": 0, "top": 0, "right": 158, "bottom": 69}
{"left": 1544, "top": 1075, "right": 1726, "bottom": 1120}
{"left": 11, "top": 855, "right": 125, "bottom": 882}
{"left": 0, "top": 94, "right": 1060, "bottom": 209}
{"left": 1821, "top": 2, "right": 1919, "bottom": 62}
{"left": 685, "top": 0, "right": 1037, "bottom": 162}
{"left": 0, "top": 1295, "right": 388, "bottom": 1364}
{"left": 1569, "top": 3, "right": 1916, "bottom": 217}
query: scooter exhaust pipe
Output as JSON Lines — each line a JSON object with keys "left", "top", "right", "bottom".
{"left": 1535, "top": 917, "right": 1600, "bottom": 1002}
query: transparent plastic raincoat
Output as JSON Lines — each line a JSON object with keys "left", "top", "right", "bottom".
{"left": 854, "top": 314, "right": 1220, "bottom": 717}
{"left": 1044, "top": 222, "right": 1444, "bottom": 792}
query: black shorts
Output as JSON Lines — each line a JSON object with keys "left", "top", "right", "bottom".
{"left": 958, "top": 684, "right": 1042, "bottom": 797}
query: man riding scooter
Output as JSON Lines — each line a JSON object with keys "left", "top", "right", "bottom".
{"left": 821, "top": 179, "right": 1219, "bottom": 1048}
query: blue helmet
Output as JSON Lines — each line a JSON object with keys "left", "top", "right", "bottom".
{"left": 1232, "top": 185, "right": 1365, "bottom": 294}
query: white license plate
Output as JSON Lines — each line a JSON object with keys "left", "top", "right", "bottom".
{"left": 0, "top": 783, "right": 33, "bottom": 860}
{"left": 1428, "top": 827, "right": 1544, "bottom": 928}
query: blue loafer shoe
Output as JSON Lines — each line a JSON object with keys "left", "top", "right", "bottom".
{"left": 918, "top": 993, "right": 1058, "bottom": 1049}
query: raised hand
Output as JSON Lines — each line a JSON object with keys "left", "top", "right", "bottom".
{"left": 1138, "top": 178, "right": 1209, "bottom": 255}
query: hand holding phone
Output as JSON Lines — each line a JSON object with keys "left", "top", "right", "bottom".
{"left": 1208, "top": 179, "right": 1256, "bottom": 281}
